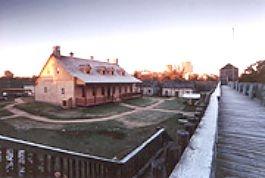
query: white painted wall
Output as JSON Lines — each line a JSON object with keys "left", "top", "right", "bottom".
{"left": 142, "top": 87, "right": 154, "bottom": 96}
{"left": 162, "top": 88, "right": 193, "bottom": 97}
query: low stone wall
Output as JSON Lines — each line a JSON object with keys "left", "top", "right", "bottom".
{"left": 169, "top": 83, "right": 220, "bottom": 178}
{"left": 229, "top": 82, "right": 265, "bottom": 105}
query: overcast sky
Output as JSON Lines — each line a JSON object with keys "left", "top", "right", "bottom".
{"left": 1, "top": 0, "right": 265, "bottom": 76}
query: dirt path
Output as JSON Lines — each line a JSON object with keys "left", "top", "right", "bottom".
{"left": 4, "top": 97, "right": 193, "bottom": 124}
{"left": 0, "top": 114, "right": 19, "bottom": 120}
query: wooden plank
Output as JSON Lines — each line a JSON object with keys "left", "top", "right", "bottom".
{"left": 216, "top": 86, "right": 265, "bottom": 178}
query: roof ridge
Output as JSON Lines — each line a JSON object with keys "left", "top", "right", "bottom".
{"left": 60, "top": 55, "right": 118, "bottom": 66}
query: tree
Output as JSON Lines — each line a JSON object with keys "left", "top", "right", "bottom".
{"left": 4, "top": 70, "right": 14, "bottom": 78}
{"left": 239, "top": 60, "right": 265, "bottom": 83}
{"left": 133, "top": 71, "right": 141, "bottom": 79}
{"left": 189, "top": 74, "right": 199, "bottom": 81}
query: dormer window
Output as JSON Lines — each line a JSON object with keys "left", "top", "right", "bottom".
{"left": 79, "top": 64, "right": 91, "bottom": 74}
{"left": 107, "top": 67, "right": 115, "bottom": 75}
{"left": 97, "top": 66, "right": 107, "bottom": 75}
{"left": 116, "top": 68, "right": 125, "bottom": 76}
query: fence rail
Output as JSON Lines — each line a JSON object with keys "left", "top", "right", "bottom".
{"left": 228, "top": 82, "right": 265, "bottom": 105}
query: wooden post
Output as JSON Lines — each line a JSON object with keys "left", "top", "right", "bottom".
{"left": 184, "top": 122, "right": 196, "bottom": 137}
{"left": 50, "top": 155, "right": 55, "bottom": 177}
{"left": 13, "top": 149, "right": 18, "bottom": 176}
{"left": 187, "top": 117, "right": 200, "bottom": 127}
{"left": 176, "top": 130, "right": 190, "bottom": 154}
{"left": 165, "top": 143, "right": 179, "bottom": 176}
{"left": 77, "top": 160, "right": 81, "bottom": 178}
{"left": 0, "top": 148, "right": 7, "bottom": 177}
{"left": 67, "top": 158, "right": 72, "bottom": 178}
{"left": 83, "top": 161, "right": 88, "bottom": 178}
{"left": 43, "top": 154, "right": 49, "bottom": 176}
{"left": 72, "top": 159, "right": 76, "bottom": 178}
{"left": 177, "top": 119, "right": 188, "bottom": 130}
{"left": 25, "top": 151, "right": 35, "bottom": 178}
{"left": 59, "top": 157, "right": 64, "bottom": 178}
{"left": 32, "top": 153, "right": 38, "bottom": 177}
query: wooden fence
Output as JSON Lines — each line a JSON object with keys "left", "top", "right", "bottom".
{"left": 228, "top": 82, "right": 265, "bottom": 105}
{"left": 0, "top": 128, "right": 173, "bottom": 178}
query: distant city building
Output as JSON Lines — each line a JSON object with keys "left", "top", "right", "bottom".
{"left": 35, "top": 46, "right": 142, "bottom": 108}
{"left": 181, "top": 61, "right": 193, "bottom": 80}
{"left": 166, "top": 65, "right": 173, "bottom": 72}
{"left": 141, "top": 80, "right": 160, "bottom": 96}
{"left": 161, "top": 80, "right": 195, "bottom": 97}
{"left": 181, "top": 61, "right": 193, "bottom": 74}
{"left": 220, "top": 63, "right": 238, "bottom": 85}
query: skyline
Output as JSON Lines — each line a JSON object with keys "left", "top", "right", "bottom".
{"left": 1, "top": 0, "right": 265, "bottom": 76}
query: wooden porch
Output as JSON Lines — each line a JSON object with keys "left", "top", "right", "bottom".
{"left": 76, "top": 92, "right": 142, "bottom": 107}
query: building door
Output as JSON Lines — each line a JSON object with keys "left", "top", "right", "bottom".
{"left": 107, "top": 87, "right": 111, "bottom": 99}
{"left": 81, "top": 86, "right": 86, "bottom": 97}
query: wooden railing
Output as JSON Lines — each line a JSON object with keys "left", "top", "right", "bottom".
{"left": 228, "top": 82, "right": 265, "bottom": 105}
{"left": 120, "top": 129, "right": 171, "bottom": 178}
{"left": 76, "top": 92, "right": 143, "bottom": 107}
{"left": 0, "top": 135, "right": 121, "bottom": 178}
{"left": 0, "top": 128, "right": 173, "bottom": 178}
{"left": 76, "top": 97, "right": 111, "bottom": 107}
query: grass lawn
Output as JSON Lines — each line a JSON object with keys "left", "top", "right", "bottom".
{"left": 0, "top": 101, "right": 13, "bottom": 117}
{"left": 123, "top": 97, "right": 158, "bottom": 107}
{"left": 0, "top": 101, "right": 12, "bottom": 108}
{"left": 0, "top": 115, "right": 182, "bottom": 159}
{"left": 0, "top": 109, "right": 13, "bottom": 117}
{"left": 15, "top": 101, "right": 132, "bottom": 120}
{"left": 154, "top": 98, "right": 186, "bottom": 110}
{"left": 119, "top": 110, "right": 180, "bottom": 127}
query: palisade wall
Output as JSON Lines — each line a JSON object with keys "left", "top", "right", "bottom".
{"left": 229, "top": 82, "right": 265, "bottom": 105}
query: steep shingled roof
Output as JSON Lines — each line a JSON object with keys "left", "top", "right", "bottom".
{"left": 161, "top": 80, "right": 195, "bottom": 89}
{"left": 56, "top": 55, "right": 142, "bottom": 84}
{"left": 221, "top": 63, "right": 238, "bottom": 70}
{"left": 141, "top": 80, "right": 160, "bottom": 87}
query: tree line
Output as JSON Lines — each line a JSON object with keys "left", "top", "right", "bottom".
{"left": 239, "top": 60, "right": 265, "bottom": 83}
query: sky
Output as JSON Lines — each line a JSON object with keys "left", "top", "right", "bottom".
{"left": 1, "top": 0, "right": 265, "bottom": 77}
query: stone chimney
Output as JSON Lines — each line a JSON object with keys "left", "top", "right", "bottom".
{"left": 69, "top": 52, "right": 74, "bottom": 57}
{"left": 107, "top": 59, "right": 110, "bottom": 63}
{"left": 90, "top": 56, "right": 94, "bottom": 60}
{"left": 115, "top": 58, "right": 119, "bottom": 65}
{"left": 53, "top": 46, "right": 61, "bottom": 57}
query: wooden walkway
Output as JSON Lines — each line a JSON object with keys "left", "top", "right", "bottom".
{"left": 216, "top": 86, "right": 265, "bottom": 178}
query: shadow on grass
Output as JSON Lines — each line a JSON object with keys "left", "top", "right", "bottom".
{"left": 15, "top": 101, "right": 132, "bottom": 120}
